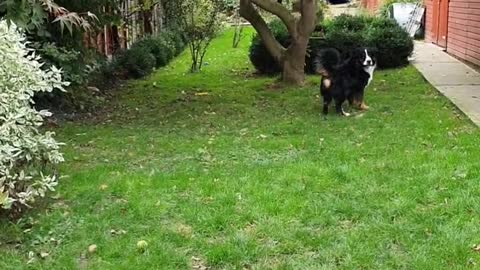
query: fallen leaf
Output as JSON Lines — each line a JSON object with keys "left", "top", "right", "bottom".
{"left": 191, "top": 256, "right": 209, "bottom": 270}
{"left": 453, "top": 169, "right": 467, "bottom": 179}
{"left": 88, "top": 244, "right": 97, "bottom": 253}
{"left": 175, "top": 223, "right": 193, "bottom": 238}
{"left": 110, "top": 229, "right": 127, "bottom": 236}
{"left": 137, "top": 240, "right": 148, "bottom": 251}
{"left": 99, "top": 184, "right": 108, "bottom": 190}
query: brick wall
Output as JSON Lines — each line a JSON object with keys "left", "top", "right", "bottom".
{"left": 360, "top": 0, "right": 383, "bottom": 13}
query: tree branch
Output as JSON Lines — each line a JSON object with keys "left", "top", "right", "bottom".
{"left": 239, "top": 0, "right": 285, "bottom": 62}
{"left": 250, "top": 0, "right": 297, "bottom": 37}
{"left": 298, "top": 0, "right": 317, "bottom": 36}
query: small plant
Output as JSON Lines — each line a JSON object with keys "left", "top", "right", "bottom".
{"left": 233, "top": 22, "right": 245, "bottom": 49}
{"left": 0, "top": 20, "right": 67, "bottom": 214}
{"left": 230, "top": 2, "right": 245, "bottom": 49}
{"left": 179, "top": 0, "right": 225, "bottom": 72}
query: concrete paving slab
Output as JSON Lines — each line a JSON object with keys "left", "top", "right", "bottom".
{"left": 414, "top": 63, "right": 480, "bottom": 85}
{"left": 411, "top": 43, "right": 457, "bottom": 63}
{"left": 437, "top": 86, "right": 480, "bottom": 125}
{"left": 413, "top": 41, "right": 480, "bottom": 126}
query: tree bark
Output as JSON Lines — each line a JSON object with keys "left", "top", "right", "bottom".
{"left": 239, "top": 0, "right": 285, "bottom": 63}
{"left": 282, "top": 36, "right": 309, "bottom": 85}
{"left": 240, "top": 0, "right": 318, "bottom": 85}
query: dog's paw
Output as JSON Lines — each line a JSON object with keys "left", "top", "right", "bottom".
{"left": 359, "top": 103, "right": 370, "bottom": 110}
{"left": 340, "top": 108, "right": 351, "bottom": 117}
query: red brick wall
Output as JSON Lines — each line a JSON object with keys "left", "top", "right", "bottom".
{"left": 447, "top": 0, "right": 480, "bottom": 66}
{"left": 361, "top": 0, "right": 383, "bottom": 13}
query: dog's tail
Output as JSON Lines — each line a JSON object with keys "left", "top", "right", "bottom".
{"left": 313, "top": 48, "right": 341, "bottom": 76}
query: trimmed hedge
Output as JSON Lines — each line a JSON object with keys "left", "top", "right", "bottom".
{"left": 116, "top": 46, "right": 156, "bottom": 79}
{"left": 114, "top": 31, "right": 187, "bottom": 79}
{"left": 249, "top": 15, "right": 414, "bottom": 74}
{"left": 366, "top": 19, "right": 414, "bottom": 68}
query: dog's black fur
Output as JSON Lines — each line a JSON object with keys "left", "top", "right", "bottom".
{"left": 315, "top": 48, "right": 376, "bottom": 116}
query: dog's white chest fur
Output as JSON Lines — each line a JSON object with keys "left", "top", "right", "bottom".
{"left": 362, "top": 49, "right": 376, "bottom": 87}
{"left": 364, "top": 65, "right": 375, "bottom": 87}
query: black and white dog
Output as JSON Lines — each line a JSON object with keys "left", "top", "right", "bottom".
{"left": 315, "top": 48, "right": 377, "bottom": 116}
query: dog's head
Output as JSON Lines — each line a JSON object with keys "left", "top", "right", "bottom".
{"left": 350, "top": 47, "right": 377, "bottom": 68}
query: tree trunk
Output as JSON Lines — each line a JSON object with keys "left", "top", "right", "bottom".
{"left": 282, "top": 36, "right": 309, "bottom": 85}
{"left": 239, "top": 0, "right": 317, "bottom": 86}
{"left": 143, "top": 10, "right": 153, "bottom": 34}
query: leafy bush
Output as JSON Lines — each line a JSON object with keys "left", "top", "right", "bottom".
{"left": 88, "top": 29, "right": 187, "bottom": 86}
{"left": 116, "top": 46, "right": 156, "bottom": 79}
{"left": 323, "top": 14, "right": 371, "bottom": 32}
{"left": 132, "top": 36, "right": 175, "bottom": 68}
{"left": 249, "top": 19, "right": 290, "bottom": 74}
{"left": 32, "top": 43, "right": 88, "bottom": 86}
{"left": 321, "top": 15, "right": 413, "bottom": 68}
{"left": 367, "top": 22, "right": 414, "bottom": 68}
{"left": 163, "top": 30, "right": 187, "bottom": 56}
{"left": 0, "top": 21, "right": 67, "bottom": 213}
{"left": 249, "top": 15, "right": 414, "bottom": 74}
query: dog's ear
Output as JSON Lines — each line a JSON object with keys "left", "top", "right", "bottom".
{"left": 367, "top": 47, "right": 378, "bottom": 57}
{"left": 352, "top": 48, "right": 365, "bottom": 67}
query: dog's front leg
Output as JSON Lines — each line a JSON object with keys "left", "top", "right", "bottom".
{"left": 323, "top": 95, "right": 332, "bottom": 115}
{"left": 335, "top": 100, "right": 350, "bottom": 117}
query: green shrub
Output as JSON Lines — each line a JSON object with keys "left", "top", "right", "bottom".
{"left": 249, "top": 19, "right": 290, "bottom": 75}
{"left": 0, "top": 21, "right": 66, "bottom": 213}
{"left": 132, "top": 36, "right": 175, "bottom": 68}
{"left": 320, "top": 15, "right": 413, "bottom": 69}
{"left": 32, "top": 42, "right": 88, "bottom": 86}
{"left": 116, "top": 46, "right": 156, "bottom": 79}
{"left": 163, "top": 30, "right": 187, "bottom": 56}
{"left": 323, "top": 14, "right": 372, "bottom": 33}
{"left": 249, "top": 15, "right": 414, "bottom": 74}
{"left": 92, "top": 30, "right": 186, "bottom": 83}
{"left": 366, "top": 21, "right": 414, "bottom": 68}
{"left": 322, "top": 30, "right": 366, "bottom": 55}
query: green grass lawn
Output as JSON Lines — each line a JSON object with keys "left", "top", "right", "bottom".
{"left": 2, "top": 28, "right": 480, "bottom": 270}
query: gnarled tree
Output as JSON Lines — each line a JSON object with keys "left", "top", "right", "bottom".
{"left": 239, "top": 0, "right": 318, "bottom": 85}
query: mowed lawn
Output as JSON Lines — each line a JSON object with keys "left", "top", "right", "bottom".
{"left": 2, "top": 28, "right": 480, "bottom": 270}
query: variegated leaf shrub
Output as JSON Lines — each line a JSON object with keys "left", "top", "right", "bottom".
{"left": 0, "top": 20, "right": 68, "bottom": 212}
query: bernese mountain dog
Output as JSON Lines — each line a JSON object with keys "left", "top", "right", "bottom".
{"left": 314, "top": 48, "right": 377, "bottom": 116}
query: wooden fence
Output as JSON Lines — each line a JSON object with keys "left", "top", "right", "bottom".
{"left": 84, "top": 0, "right": 165, "bottom": 59}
